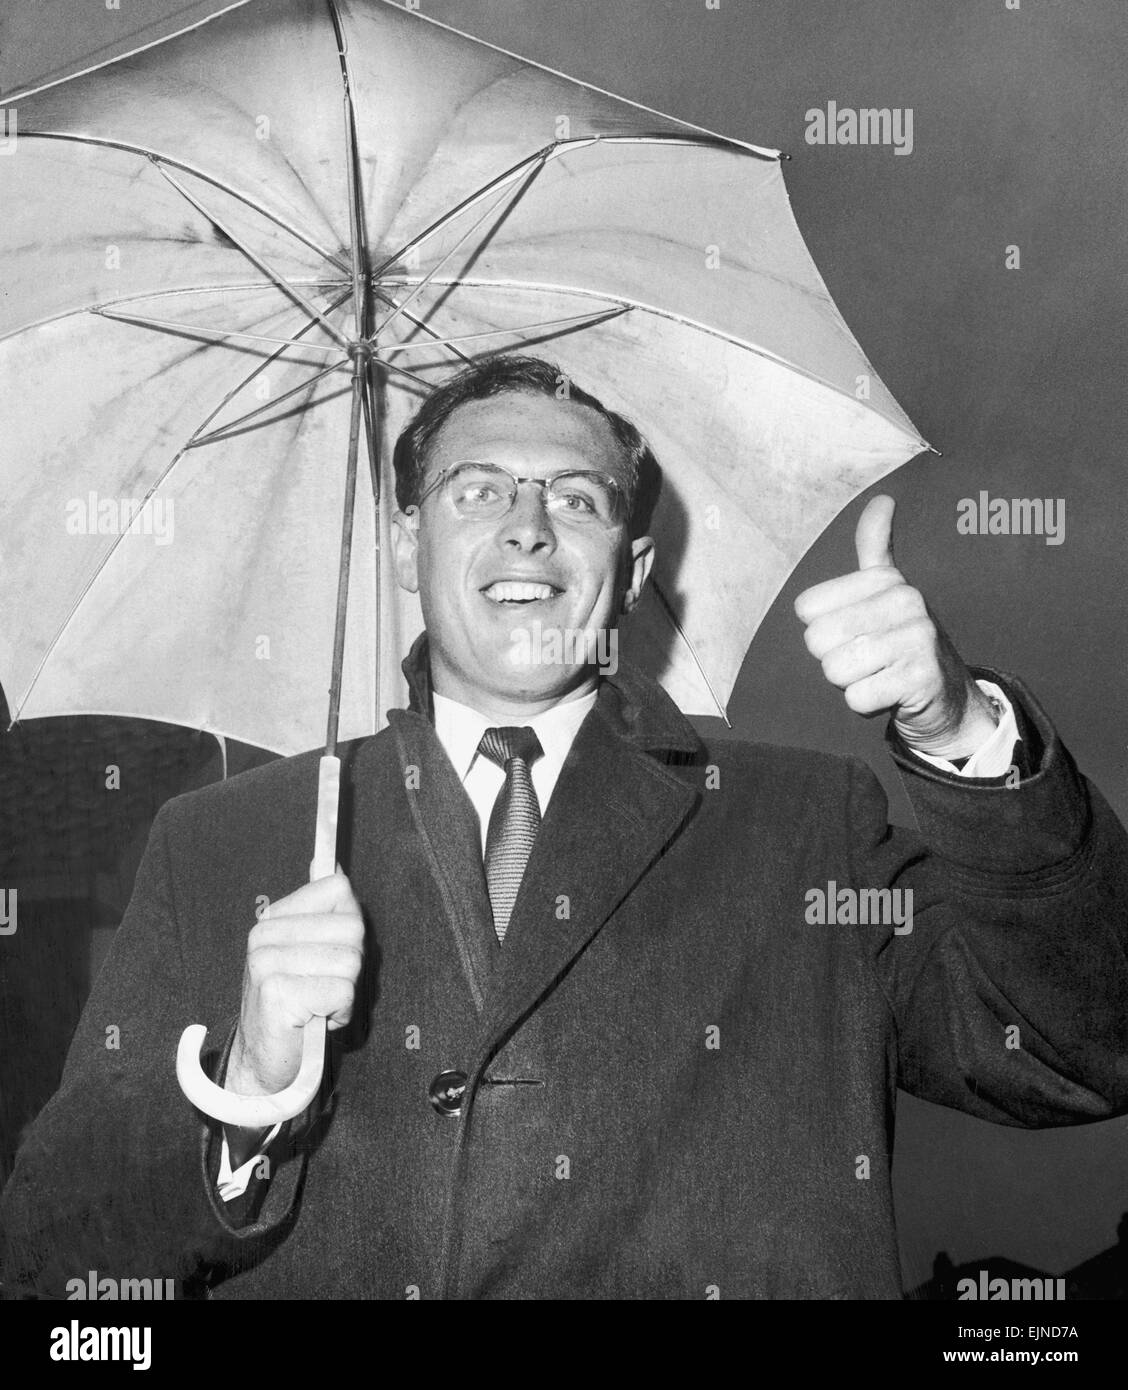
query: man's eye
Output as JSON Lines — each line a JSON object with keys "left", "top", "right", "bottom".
{"left": 554, "top": 491, "right": 597, "bottom": 513}
{"left": 463, "top": 484, "right": 502, "bottom": 504}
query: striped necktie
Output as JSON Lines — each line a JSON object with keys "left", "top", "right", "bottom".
{"left": 477, "top": 726, "right": 544, "bottom": 944}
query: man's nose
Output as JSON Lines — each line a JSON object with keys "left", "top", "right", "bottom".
{"left": 496, "top": 481, "right": 557, "bottom": 551}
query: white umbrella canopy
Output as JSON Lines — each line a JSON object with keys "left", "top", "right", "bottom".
{"left": 0, "top": 0, "right": 929, "bottom": 757}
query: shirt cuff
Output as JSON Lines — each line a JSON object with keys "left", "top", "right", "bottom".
{"left": 217, "top": 1124, "right": 282, "bottom": 1202}
{"left": 909, "top": 680, "right": 1021, "bottom": 778}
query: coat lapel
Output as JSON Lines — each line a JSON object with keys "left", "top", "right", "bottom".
{"left": 477, "top": 674, "right": 703, "bottom": 1059}
{"left": 388, "top": 631, "right": 705, "bottom": 1053}
{"left": 385, "top": 708, "right": 499, "bottom": 1014}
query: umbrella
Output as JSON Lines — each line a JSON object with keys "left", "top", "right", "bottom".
{"left": 0, "top": 0, "right": 930, "bottom": 1125}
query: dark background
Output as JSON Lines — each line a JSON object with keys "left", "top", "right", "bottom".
{"left": 2, "top": 0, "right": 1125, "bottom": 1294}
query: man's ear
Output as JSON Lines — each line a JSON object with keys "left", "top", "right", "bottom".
{"left": 621, "top": 535, "right": 655, "bottom": 615}
{"left": 391, "top": 508, "right": 420, "bottom": 594}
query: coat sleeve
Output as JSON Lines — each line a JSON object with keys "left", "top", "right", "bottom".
{"left": 857, "top": 669, "right": 1128, "bottom": 1125}
{"left": 0, "top": 800, "right": 307, "bottom": 1299}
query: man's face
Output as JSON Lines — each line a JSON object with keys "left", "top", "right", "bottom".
{"left": 392, "top": 390, "right": 654, "bottom": 715}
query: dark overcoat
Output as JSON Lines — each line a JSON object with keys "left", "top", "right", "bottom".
{"left": 4, "top": 638, "right": 1128, "bottom": 1299}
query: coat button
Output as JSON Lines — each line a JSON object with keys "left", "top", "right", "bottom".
{"left": 429, "top": 1070, "right": 467, "bottom": 1116}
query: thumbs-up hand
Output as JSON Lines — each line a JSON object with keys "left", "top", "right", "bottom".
{"left": 793, "top": 495, "right": 998, "bottom": 758}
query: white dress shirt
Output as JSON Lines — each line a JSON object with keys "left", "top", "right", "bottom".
{"left": 432, "top": 687, "right": 599, "bottom": 852}
{"left": 217, "top": 677, "right": 1018, "bottom": 1199}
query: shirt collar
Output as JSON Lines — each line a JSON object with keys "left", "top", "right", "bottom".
{"left": 433, "top": 686, "right": 599, "bottom": 781}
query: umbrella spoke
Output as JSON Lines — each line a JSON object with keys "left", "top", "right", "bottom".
{"left": 91, "top": 307, "right": 348, "bottom": 359}
{"left": 370, "top": 357, "right": 436, "bottom": 392}
{"left": 370, "top": 145, "right": 554, "bottom": 283}
{"left": 183, "top": 286, "right": 353, "bottom": 445}
{"left": 379, "top": 305, "right": 631, "bottom": 358}
{"left": 190, "top": 361, "right": 351, "bottom": 447}
{"left": 649, "top": 579, "right": 732, "bottom": 728}
{"left": 372, "top": 151, "right": 550, "bottom": 339}
{"left": 151, "top": 158, "right": 352, "bottom": 350}
{"left": 373, "top": 289, "right": 474, "bottom": 366}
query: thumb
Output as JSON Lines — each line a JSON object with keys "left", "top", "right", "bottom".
{"left": 855, "top": 494, "right": 897, "bottom": 571}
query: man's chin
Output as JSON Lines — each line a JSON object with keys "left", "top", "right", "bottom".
{"left": 490, "top": 658, "right": 593, "bottom": 704}
{"left": 460, "top": 643, "right": 597, "bottom": 710}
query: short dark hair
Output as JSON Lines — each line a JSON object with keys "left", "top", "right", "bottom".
{"left": 392, "top": 354, "right": 660, "bottom": 533}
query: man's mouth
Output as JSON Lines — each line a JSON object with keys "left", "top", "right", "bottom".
{"left": 481, "top": 581, "right": 563, "bottom": 605}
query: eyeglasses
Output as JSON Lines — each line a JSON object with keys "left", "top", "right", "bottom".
{"left": 414, "top": 461, "right": 625, "bottom": 527}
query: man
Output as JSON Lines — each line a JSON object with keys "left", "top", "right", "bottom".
{"left": 3, "top": 355, "right": 1127, "bottom": 1300}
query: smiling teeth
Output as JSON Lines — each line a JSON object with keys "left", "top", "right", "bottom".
{"left": 485, "top": 581, "right": 556, "bottom": 602}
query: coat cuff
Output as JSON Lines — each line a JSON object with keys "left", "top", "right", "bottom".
{"left": 885, "top": 666, "right": 1091, "bottom": 880}
{"left": 197, "top": 1019, "right": 308, "bottom": 1239}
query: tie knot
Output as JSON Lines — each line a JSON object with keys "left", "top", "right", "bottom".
{"left": 478, "top": 725, "right": 543, "bottom": 770}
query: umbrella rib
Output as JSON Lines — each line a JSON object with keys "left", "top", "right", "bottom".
{"left": 386, "top": 276, "right": 930, "bottom": 450}
{"left": 1, "top": 1, "right": 256, "bottom": 103}
{"left": 150, "top": 158, "right": 351, "bottom": 349}
{"left": 15, "top": 132, "right": 350, "bottom": 273}
{"left": 388, "top": 2, "right": 783, "bottom": 160}
{"left": 96, "top": 278, "right": 350, "bottom": 303}
{"left": 6, "top": 8, "right": 782, "bottom": 162}
{"left": 0, "top": 282, "right": 352, "bottom": 348}
{"left": 373, "top": 154, "right": 549, "bottom": 339}
{"left": 191, "top": 362, "right": 351, "bottom": 446}
{"left": 649, "top": 579, "right": 732, "bottom": 729}
{"left": 91, "top": 307, "right": 348, "bottom": 358}
{"left": 378, "top": 306, "right": 630, "bottom": 358}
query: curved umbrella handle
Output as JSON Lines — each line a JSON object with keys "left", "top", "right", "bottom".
{"left": 175, "top": 1015, "right": 328, "bottom": 1129}
{"left": 175, "top": 755, "right": 340, "bottom": 1127}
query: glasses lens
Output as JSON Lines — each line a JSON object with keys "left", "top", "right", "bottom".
{"left": 446, "top": 463, "right": 514, "bottom": 518}
{"left": 546, "top": 472, "right": 620, "bottom": 524}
